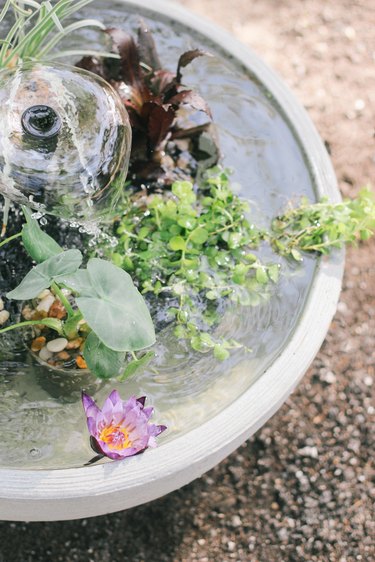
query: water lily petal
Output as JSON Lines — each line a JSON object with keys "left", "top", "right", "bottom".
{"left": 142, "top": 406, "right": 154, "bottom": 420}
{"left": 86, "top": 416, "right": 98, "bottom": 437}
{"left": 155, "top": 424, "right": 167, "bottom": 436}
{"left": 111, "top": 398, "right": 127, "bottom": 425}
{"left": 108, "top": 389, "right": 122, "bottom": 406}
{"left": 147, "top": 436, "right": 157, "bottom": 448}
{"left": 82, "top": 391, "right": 100, "bottom": 418}
{"left": 101, "top": 394, "right": 118, "bottom": 421}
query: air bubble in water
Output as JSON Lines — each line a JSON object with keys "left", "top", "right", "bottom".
{"left": 29, "top": 447, "right": 41, "bottom": 458}
{"left": 31, "top": 211, "right": 43, "bottom": 220}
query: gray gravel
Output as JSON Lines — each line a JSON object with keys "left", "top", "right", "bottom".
{"left": 0, "top": 1, "right": 374, "bottom": 560}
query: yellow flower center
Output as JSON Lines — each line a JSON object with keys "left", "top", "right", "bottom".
{"left": 99, "top": 424, "right": 132, "bottom": 450}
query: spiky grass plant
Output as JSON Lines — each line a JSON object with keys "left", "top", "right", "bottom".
{"left": 0, "top": 0, "right": 118, "bottom": 68}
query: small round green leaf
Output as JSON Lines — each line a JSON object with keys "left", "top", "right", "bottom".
{"left": 213, "top": 344, "right": 230, "bottom": 361}
{"left": 190, "top": 227, "right": 209, "bottom": 245}
{"left": 169, "top": 236, "right": 186, "bottom": 251}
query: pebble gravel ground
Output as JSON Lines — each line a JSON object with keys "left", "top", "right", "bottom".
{"left": 0, "top": 1, "right": 374, "bottom": 561}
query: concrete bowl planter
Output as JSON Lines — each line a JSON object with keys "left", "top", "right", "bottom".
{"left": 0, "top": 0, "right": 343, "bottom": 521}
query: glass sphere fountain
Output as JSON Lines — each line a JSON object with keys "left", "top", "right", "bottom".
{"left": 0, "top": 62, "right": 131, "bottom": 222}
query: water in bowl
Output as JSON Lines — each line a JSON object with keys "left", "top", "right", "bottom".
{"left": 0, "top": 1, "right": 317, "bottom": 469}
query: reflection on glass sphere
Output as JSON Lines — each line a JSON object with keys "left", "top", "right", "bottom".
{"left": 0, "top": 62, "right": 132, "bottom": 222}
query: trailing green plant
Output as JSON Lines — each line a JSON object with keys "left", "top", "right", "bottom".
{"left": 2, "top": 169, "right": 374, "bottom": 372}
{"left": 0, "top": 208, "right": 155, "bottom": 379}
{"left": 105, "top": 169, "right": 375, "bottom": 361}
{"left": 269, "top": 188, "right": 375, "bottom": 260}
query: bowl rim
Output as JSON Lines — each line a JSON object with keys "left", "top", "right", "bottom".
{"left": 0, "top": 0, "right": 344, "bottom": 521}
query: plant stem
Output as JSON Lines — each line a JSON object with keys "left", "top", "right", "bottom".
{"left": 0, "top": 318, "right": 63, "bottom": 336}
{"left": 51, "top": 281, "right": 74, "bottom": 318}
{"left": 300, "top": 240, "right": 344, "bottom": 252}
{"left": 210, "top": 218, "right": 242, "bottom": 236}
{"left": 0, "top": 231, "right": 22, "bottom": 248}
{"left": 123, "top": 228, "right": 152, "bottom": 244}
{"left": 62, "top": 311, "right": 83, "bottom": 340}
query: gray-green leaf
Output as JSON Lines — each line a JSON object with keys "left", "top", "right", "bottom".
{"left": 22, "top": 210, "right": 63, "bottom": 263}
{"left": 118, "top": 351, "right": 154, "bottom": 381}
{"left": 83, "top": 331, "right": 125, "bottom": 379}
{"left": 55, "top": 269, "right": 92, "bottom": 296}
{"left": 76, "top": 258, "right": 155, "bottom": 352}
{"left": 6, "top": 249, "right": 82, "bottom": 300}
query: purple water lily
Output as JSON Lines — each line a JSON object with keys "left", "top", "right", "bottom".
{"left": 82, "top": 390, "right": 166, "bottom": 461}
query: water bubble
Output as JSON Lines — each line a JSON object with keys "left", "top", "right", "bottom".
{"left": 108, "top": 236, "right": 119, "bottom": 248}
{"left": 29, "top": 447, "right": 41, "bottom": 458}
{"left": 31, "top": 211, "right": 43, "bottom": 220}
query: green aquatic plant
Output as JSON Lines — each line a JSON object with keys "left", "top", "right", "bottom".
{"left": 1, "top": 170, "right": 374, "bottom": 373}
{"left": 106, "top": 169, "right": 375, "bottom": 361}
{"left": 0, "top": 209, "right": 155, "bottom": 379}
{"left": 107, "top": 169, "right": 280, "bottom": 361}
{"left": 269, "top": 187, "right": 375, "bottom": 261}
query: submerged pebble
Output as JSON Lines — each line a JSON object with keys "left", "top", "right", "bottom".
{"left": 0, "top": 310, "right": 9, "bottom": 325}
{"left": 39, "top": 346, "right": 53, "bottom": 362}
{"left": 48, "top": 300, "right": 67, "bottom": 320}
{"left": 75, "top": 356, "right": 88, "bottom": 369}
{"left": 36, "top": 294, "right": 55, "bottom": 313}
{"left": 21, "top": 305, "right": 34, "bottom": 320}
{"left": 56, "top": 351, "right": 70, "bottom": 361}
{"left": 37, "top": 289, "right": 51, "bottom": 300}
{"left": 20, "top": 293, "right": 87, "bottom": 371}
{"left": 66, "top": 338, "right": 83, "bottom": 350}
{"left": 46, "top": 338, "right": 68, "bottom": 353}
{"left": 31, "top": 336, "right": 46, "bottom": 352}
